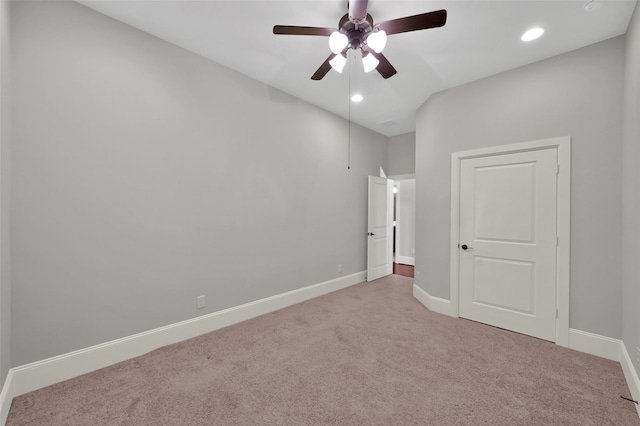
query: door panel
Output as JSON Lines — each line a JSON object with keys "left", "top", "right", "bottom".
{"left": 367, "top": 176, "right": 392, "bottom": 281}
{"left": 473, "top": 257, "right": 535, "bottom": 314}
{"left": 459, "top": 148, "right": 557, "bottom": 341}
{"left": 474, "top": 163, "right": 536, "bottom": 243}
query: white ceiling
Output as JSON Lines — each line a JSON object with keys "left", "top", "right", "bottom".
{"left": 77, "top": 0, "right": 637, "bottom": 137}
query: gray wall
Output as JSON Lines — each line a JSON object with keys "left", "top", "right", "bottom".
{"left": 388, "top": 132, "right": 415, "bottom": 176}
{"left": 0, "top": 0, "right": 11, "bottom": 385}
{"left": 11, "top": 1, "right": 388, "bottom": 366}
{"left": 622, "top": 5, "right": 640, "bottom": 375}
{"left": 415, "top": 37, "right": 625, "bottom": 339}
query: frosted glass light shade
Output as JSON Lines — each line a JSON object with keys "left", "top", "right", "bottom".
{"left": 367, "top": 30, "right": 387, "bottom": 53}
{"left": 329, "top": 32, "right": 348, "bottom": 54}
{"left": 362, "top": 54, "right": 379, "bottom": 73}
{"left": 329, "top": 54, "right": 347, "bottom": 73}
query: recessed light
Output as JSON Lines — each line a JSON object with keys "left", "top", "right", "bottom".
{"left": 521, "top": 27, "right": 545, "bottom": 42}
{"left": 351, "top": 94, "right": 363, "bottom": 103}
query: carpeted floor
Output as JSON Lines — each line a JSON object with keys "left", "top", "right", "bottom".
{"left": 7, "top": 275, "right": 640, "bottom": 425}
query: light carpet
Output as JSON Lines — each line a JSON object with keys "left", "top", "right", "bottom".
{"left": 7, "top": 275, "right": 640, "bottom": 425}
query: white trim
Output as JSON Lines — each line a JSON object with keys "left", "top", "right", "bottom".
{"left": 413, "top": 284, "right": 456, "bottom": 317}
{"left": 620, "top": 342, "right": 640, "bottom": 403}
{"left": 0, "top": 270, "right": 365, "bottom": 422}
{"left": 410, "top": 298, "right": 640, "bottom": 416}
{"left": 568, "top": 328, "right": 621, "bottom": 361}
{"left": 414, "top": 284, "right": 640, "bottom": 406}
{"left": 388, "top": 173, "right": 415, "bottom": 181}
{"left": 4, "top": 297, "right": 640, "bottom": 423}
{"left": 0, "top": 370, "right": 14, "bottom": 426}
{"left": 450, "top": 152, "right": 461, "bottom": 318}
{"left": 450, "top": 136, "right": 571, "bottom": 347}
{"left": 556, "top": 138, "right": 571, "bottom": 347}
{"left": 567, "top": 330, "right": 640, "bottom": 417}
{"left": 395, "top": 255, "right": 415, "bottom": 266}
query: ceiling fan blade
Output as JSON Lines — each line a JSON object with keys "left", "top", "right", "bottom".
{"left": 311, "top": 53, "right": 337, "bottom": 80}
{"left": 370, "top": 51, "right": 397, "bottom": 79}
{"left": 273, "top": 25, "right": 335, "bottom": 36}
{"left": 377, "top": 9, "right": 447, "bottom": 36}
{"left": 349, "top": 0, "right": 369, "bottom": 23}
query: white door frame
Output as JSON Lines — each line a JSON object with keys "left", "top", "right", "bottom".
{"left": 450, "top": 136, "right": 571, "bottom": 347}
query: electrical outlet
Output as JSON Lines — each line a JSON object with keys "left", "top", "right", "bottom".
{"left": 415, "top": 270, "right": 420, "bottom": 281}
{"left": 410, "top": 248, "right": 415, "bottom": 255}
{"left": 338, "top": 263, "right": 343, "bottom": 274}
{"left": 196, "top": 295, "right": 205, "bottom": 310}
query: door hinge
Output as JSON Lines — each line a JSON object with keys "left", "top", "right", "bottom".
{"left": 556, "top": 236, "right": 559, "bottom": 247}
{"left": 557, "top": 164, "right": 560, "bottom": 175}
{"left": 556, "top": 308, "right": 559, "bottom": 319}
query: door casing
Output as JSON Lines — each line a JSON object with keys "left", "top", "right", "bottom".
{"left": 450, "top": 136, "right": 571, "bottom": 347}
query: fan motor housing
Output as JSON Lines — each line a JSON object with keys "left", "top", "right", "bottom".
{"left": 339, "top": 13, "right": 374, "bottom": 50}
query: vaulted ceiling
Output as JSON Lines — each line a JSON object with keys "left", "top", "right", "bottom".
{"left": 78, "top": 0, "right": 637, "bottom": 136}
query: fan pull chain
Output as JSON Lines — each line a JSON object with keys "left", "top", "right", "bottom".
{"left": 348, "top": 50, "right": 352, "bottom": 170}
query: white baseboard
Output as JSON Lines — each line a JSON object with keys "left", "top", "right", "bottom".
{"left": 411, "top": 289, "right": 640, "bottom": 417}
{"left": 3, "top": 275, "right": 638, "bottom": 424}
{"left": 550, "top": 329, "right": 640, "bottom": 415}
{"left": 395, "top": 255, "right": 415, "bottom": 266}
{"left": 0, "top": 371, "right": 14, "bottom": 426}
{"left": 567, "top": 328, "right": 622, "bottom": 361}
{"left": 413, "top": 284, "right": 456, "bottom": 317}
{"left": 0, "top": 271, "right": 365, "bottom": 425}
{"left": 620, "top": 342, "right": 640, "bottom": 403}
{"left": 562, "top": 331, "right": 640, "bottom": 418}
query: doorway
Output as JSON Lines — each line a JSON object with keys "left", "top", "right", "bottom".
{"left": 392, "top": 177, "right": 415, "bottom": 278}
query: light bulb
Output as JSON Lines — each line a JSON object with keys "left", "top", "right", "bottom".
{"left": 329, "top": 54, "right": 346, "bottom": 73}
{"left": 367, "top": 30, "right": 387, "bottom": 53}
{"left": 362, "top": 54, "right": 379, "bottom": 73}
{"left": 329, "top": 32, "right": 348, "bottom": 54}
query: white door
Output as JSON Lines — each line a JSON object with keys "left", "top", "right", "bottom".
{"left": 367, "top": 176, "right": 393, "bottom": 281}
{"left": 459, "top": 148, "right": 558, "bottom": 341}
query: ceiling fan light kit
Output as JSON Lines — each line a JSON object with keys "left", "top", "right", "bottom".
{"left": 329, "top": 31, "right": 349, "bottom": 54}
{"left": 273, "top": 0, "right": 447, "bottom": 80}
{"left": 329, "top": 54, "right": 347, "bottom": 73}
{"left": 367, "top": 30, "right": 387, "bottom": 53}
{"left": 362, "top": 53, "right": 380, "bottom": 73}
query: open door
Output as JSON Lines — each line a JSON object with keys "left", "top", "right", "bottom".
{"left": 367, "top": 176, "right": 393, "bottom": 281}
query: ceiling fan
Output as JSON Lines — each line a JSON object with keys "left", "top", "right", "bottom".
{"left": 273, "top": 0, "right": 447, "bottom": 80}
